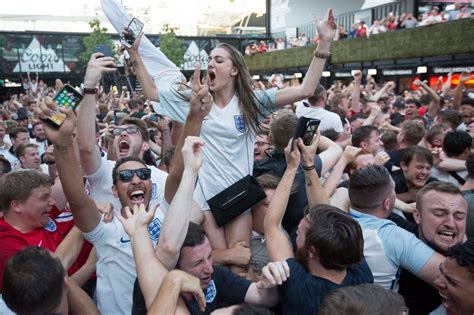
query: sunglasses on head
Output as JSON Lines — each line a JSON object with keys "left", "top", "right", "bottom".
{"left": 117, "top": 168, "right": 151, "bottom": 182}
{"left": 113, "top": 125, "right": 142, "bottom": 137}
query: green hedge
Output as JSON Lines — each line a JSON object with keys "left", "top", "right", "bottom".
{"left": 245, "top": 19, "right": 474, "bottom": 71}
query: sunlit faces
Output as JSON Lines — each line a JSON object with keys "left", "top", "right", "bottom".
{"left": 206, "top": 47, "right": 238, "bottom": 92}
{"left": 414, "top": 191, "right": 467, "bottom": 254}
{"left": 14, "top": 185, "right": 55, "bottom": 229}
{"left": 400, "top": 156, "right": 432, "bottom": 188}
{"left": 179, "top": 237, "right": 214, "bottom": 288}
{"left": 113, "top": 125, "right": 148, "bottom": 159}
{"left": 434, "top": 258, "right": 474, "bottom": 314}
{"left": 112, "top": 161, "right": 152, "bottom": 211}
{"left": 251, "top": 188, "right": 275, "bottom": 235}
{"left": 20, "top": 146, "right": 41, "bottom": 170}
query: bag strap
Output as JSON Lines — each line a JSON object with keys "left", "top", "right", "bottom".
{"left": 448, "top": 171, "right": 466, "bottom": 185}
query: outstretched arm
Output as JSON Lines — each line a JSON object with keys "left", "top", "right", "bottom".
{"left": 37, "top": 106, "right": 100, "bottom": 233}
{"left": 125, "top": 32, "right": 159, "bottom": 102}
{"left": 77, "top": 53, "right": 116, "bottom": 175}
{"left": 275, "top": 9, "right": 336, "bottom": 106}
{"left": 414, "top": 79, "right": 441, "bottom": 119}
{"left": 351, "top": 71, "right": 362, "bottom": 113}
{"left": 264, "top": 140, "right": 300, "bottom": 262}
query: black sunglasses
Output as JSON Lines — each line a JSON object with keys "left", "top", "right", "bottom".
{"left": 117, "top": 168, "right": 151, "bottom": 182}
{"left": 113, "top": 125, "right": 142, "bottom": 137}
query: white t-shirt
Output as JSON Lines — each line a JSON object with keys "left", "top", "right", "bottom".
{"left": 30, "top": 138, "right": 48, "bottom": 156}
{"left": 85, "top": 159, "right": 168, "bottom": 212}
{"left": 158, "top": 88, "right": 277, "bottom": 210}
{"left": 84, "top": 207, "right": 165, "bottom": 315}
{"left": 295, "top": 103, "right": 344, "bottom": 133}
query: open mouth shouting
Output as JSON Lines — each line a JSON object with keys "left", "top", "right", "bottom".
{"left": 128, "top": 187, "right": 146, "bottom": 205}
{"left": 207, "top": 70, "right": 216, "bottom": 87}
{"left": 118, "top": 138, "right": 131, "bottom": 156}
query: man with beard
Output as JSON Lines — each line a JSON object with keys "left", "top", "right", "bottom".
{"left": 75, "top": 54, "right": 168, "bottom": 213}
{"left": 263, "top": 138, "right": 373, "bottom": 315}
{"left": 348, "top": 165, "right": 445, "bottom": 290}
{"left": 30, "top": 121, "right": 49, "bottom": 155}
{"left": 398, "top": 181, "right": 468, "bottom": 314}
{"left": 38, "top": 105, "right": 164, "bottom": 314}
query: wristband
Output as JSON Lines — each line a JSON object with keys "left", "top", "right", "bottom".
{"left": 302, "top": 164, "right": 315, "bottom": 171}
{"left": 83, "top": 87, "right": 98, "bottom": 94}
{"left": 313, "top": 50, "right": 330, "bottom": 59}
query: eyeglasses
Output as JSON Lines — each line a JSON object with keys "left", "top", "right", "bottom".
{"left": 255, "top": 141, "right": 271, "bottom": 147}
{"left": 113, "top": 126, "right": 142, "bottom": 137}
{"left": 116, "top": 168, "right": 151, "bottom": 182}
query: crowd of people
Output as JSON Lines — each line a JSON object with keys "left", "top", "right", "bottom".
{"left": 245, "top": 4, "right": 472, "bottom": 54}
{"left": 0, "top": 1, "right": 474, "bottom": 315}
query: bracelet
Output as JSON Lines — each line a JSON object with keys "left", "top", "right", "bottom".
{"left": 314, "top": 50, "right": 330, "bottom": 59}
{"left": 302, "top": 164, "right": 315, "bottom": 171}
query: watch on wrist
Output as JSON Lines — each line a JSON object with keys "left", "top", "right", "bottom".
{"left": 83, "top": 87, "right": 98, "bottom": 94}
{"left": 314, "top": 50, "right": 330, "bottom": 59}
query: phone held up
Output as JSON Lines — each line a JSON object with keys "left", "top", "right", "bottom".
{"left": 121, "top": 17, "right": 144, "bottom": 48}
{"left": 46, "top": 84, "right": 83, "bottom": 128}
{"left": 291, "top": 117, "right": 321, "bottom": 151}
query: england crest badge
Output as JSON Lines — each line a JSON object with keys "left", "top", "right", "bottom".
{"left": 234, "top": 115, "right": 245, "bottom": 133}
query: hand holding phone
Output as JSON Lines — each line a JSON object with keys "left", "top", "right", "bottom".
{"left": 121, "top": 18, "right": 144, "bottom": 48}
{"left": 94, "top": 45, "right": 112, "bottom": 58}
{"left": 291, "top": 117, "right": 321, "bottom": 152}
{"left": 46, "top": 84, "right": 83, "bottom": 128}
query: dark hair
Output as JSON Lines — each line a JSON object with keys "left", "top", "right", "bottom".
{"left": 467, "top": 153, "right": 474, "bottom": 178}
{"left": 425, "top": 124, "right": 448, "bottom": 146}
{"left": 461, "top": 97, "right": 474, "bottom": 107}
{"left": 419, "top": 94, "right": 431, "bottom": 106}
{"left": 446, "top": 238, "right": 474, "bottom": 275}
{"left": 269, "top": 109, "right": 297, "bottom": 150}
{"left": 319, "top": 284, "right": 407, "bottom": 315}
{"left": 128, "top": 98, "right": 141, "bottom": 110}
{"left": 0, "top": 156, "right": 12, "bottom": 175}
{"left": 400, "top": 120, "right": 425, "bottom": 146}
{"left": 182, "top": 222, "right": 207, "bottom": 248}
{"left": 405, "top": 98, "right": 421, "bottom": 108}
{"left": 308, "top": 84, "right": 326, "bottom": 105}
{"left": 305, "top": 205, "right": 364, "bottom": 270}
{"left": 0, "top": 170, "right": 51, "bottom": 212}
{"left": 321, "top": 128, "right": 340, "bottom": 142}
{"left": 389, "top": 112, "right": 404, "bottom": 127}
{"left": 352, "top": 125, "right": 379, "bottom": 148}
{"left": 348, "top": 165, "right": 392, "bottom": 212}
{"left": 2, "top": 246, "right": 66, "bottom": 315}
{"left": 400, "top": 145, "right": 433, "bottom": 166}
{"left": 416, "top": 181, "right": 462, "bottom": 212}
{"left": 112, "top": 156, "right": 147, "bottom": 185}
{"left": 15, "top": 143, "right": 38, "bottom": 159}
{"left": 161, "top": 146, "right": 176, "bottom": 168}
{"left": 121, "top": 117, "right": 150, "bottom": 142}
{"left": 438, "top": 110, "right": 463, "bottom": 130}
{"left": 380, "top": 130, "right": 398, "bottom": 152}
{"left": 443, "top": 131, "right": 472, "bottom": 157}
{"left": 9, "top": 126, "right": 29, "bottom": 140}
{"left": 232, "top": 304, "right": 273, "bottom": 315}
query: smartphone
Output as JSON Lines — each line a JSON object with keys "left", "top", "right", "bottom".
{"left": 291, "top": 117, "right": 321, "bottom": 151}
{"left": 47, "top": 84, "right": 83, "bottom": 128}
{"left": 94, "top": 45, "right": 112, "bottom": 57}
{"left": 121, "top": 18, "right": 144, "bottom": 48}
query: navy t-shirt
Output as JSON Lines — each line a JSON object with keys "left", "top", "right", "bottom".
{"left": 278, "top": 258, "right": 374, "bottom": 315}
{"left": 185, "top": 265, "right": 252, "bottom": 315}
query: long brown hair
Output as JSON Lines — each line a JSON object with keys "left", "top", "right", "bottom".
{"left": 215, "top": 43, "right": 268, "bottom": 134}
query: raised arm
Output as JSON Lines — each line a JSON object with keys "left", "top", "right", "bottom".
{"left": 414, "top": 79, "right": 441, "bottom": 119}
{"left": 264, "top": 140, "right": 300, "bottom": 262}
{"left": 371, "top": 81, "right": 395, "bottom": 102}
{"left": 124, "top": 32, "right": 159, "bottom": 102}
{"left": 77, "top": 53, "right": 116, "bottom": 175}
{"left": 323, "top": 145, "right": 361, "bottom": 197}
{"left": 317, "top": 135, "right": 343, "bottom": 175}
{"left": 164, "top": 65, "right": 211, "bottom": 204}
{"left": 157, "top": 136, "right": 202, "bottom": 269}
{"left": 299, "top": 132, "right": 330, "bottom": 206}
{"left": 37, "top": 106, "right": 100, "bottom": 233}
{"left": 351, "top": 71, "right": 362, "bottom": 113}
{"left": 453, "top": 72, "right": 469, "bottom": 111}
{"left": 275, "top": 9, "right": 336, "bottom": 106}
{"left": 148, "top": 270, "right": 204, "bottom": 315}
